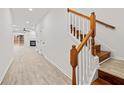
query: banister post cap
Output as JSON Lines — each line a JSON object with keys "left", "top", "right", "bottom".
{"left": 67, "top": 8, "right": 69, "bottom": 12}
{"left": 91, "top": 12, "right": 95, "bottom": 15}
{"left": 72, "top": 45, "right": 76, "bottom": 48}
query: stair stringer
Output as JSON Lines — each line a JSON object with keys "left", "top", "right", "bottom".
{"left": 88, "top": 56, "right": 99, "bottom": 85}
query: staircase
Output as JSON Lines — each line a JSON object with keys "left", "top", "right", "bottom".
{"left": 91, "top": 44, "right": 111, "bottom": 85}
{"left": 95, "top": 45, "right": 111, "bottom": 62}
{"left": 68, "top": 8, "right": 116, "bottom": 85}
{"left": 93, "top": 58, "right": 124, "bottom": 85}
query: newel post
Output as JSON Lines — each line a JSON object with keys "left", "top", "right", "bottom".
{"left": 70, "top": 45, "right": 78, "bottom": 85}
{"left": 90, "top": 12, "right": 96, "bottom": 56}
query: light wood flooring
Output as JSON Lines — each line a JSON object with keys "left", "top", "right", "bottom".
{"left": 1, "top": 46, "right": 71, "bottom": 85}
{"left": 99, "top": 58, "right": 124, "bottom": 79}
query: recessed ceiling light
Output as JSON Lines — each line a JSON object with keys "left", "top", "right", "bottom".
{"left": 28, "top": 8, "right": 33, "bottom": 11}
{"left": 26, "top": 21, "right": 30, "bottom": 24}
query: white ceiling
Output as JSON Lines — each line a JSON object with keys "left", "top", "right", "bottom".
{"left": 11, "top": 8, "right": 49, "bottom": 32}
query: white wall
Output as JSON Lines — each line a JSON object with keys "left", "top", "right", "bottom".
{"left": 0, "top": 9, "right": 14, "bottom": 82}
{"left": 36, "top": 9, "right": 77, "bottom": 78}
{"left": 77, "top": 8, "right": 124, "bottom": 60}
{"left": 24, "top": 31, "right": 37, "bottom": 47}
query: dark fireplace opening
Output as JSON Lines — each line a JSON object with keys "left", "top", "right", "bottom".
{"left": 30, "top": 40, "right": 36, "bottom": 46}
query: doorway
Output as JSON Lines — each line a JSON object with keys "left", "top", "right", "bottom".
{"left": 14, "top": 35, "right": 24, "bottom": 45}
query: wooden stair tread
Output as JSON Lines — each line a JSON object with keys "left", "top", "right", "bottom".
{"left": 98, "top": 59, "right": 124, "bottom": 84}
{"left": 96, "top": 51, "right": 111, "bottom": 62}
{"left": 92, "top": 78, "right": 111, "bottom": 85}
{"left": 96, "top": 51, "right": 110, "bottom": 57}
{"left": 98, "top": 70, "right": 124, "bottom": 85}
{"left": 99, "top": 59, "right": 124, "bottom": 79}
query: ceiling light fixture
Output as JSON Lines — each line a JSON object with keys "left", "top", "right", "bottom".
{"left": 28, "top": 8, "right": 33, "bottom": 11}
{"left": 26, "top": 21, "right": 30, "bottom": 24}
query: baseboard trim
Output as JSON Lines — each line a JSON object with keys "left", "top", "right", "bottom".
{"left": 99, "top": 57, "right": 111, "bottom": 65}
{"left": 43, "top": 55, "right": 71, "bottom": 80}
{"left": 0, "top": 57, "right": 14, "bottom": 84}
{"left": 96, "top": 36, "right": 114, "bottom": 52}
{"left": 111, "top": 57, "right": 124, "bottom": 61}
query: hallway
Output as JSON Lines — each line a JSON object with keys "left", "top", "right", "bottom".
{"left": 1, "top": 46, "right": 71, "bottom": 85}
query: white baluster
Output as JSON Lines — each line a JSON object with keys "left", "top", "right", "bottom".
{"left": 68, "top": 12, "right": 70, "bottom": 32}
{"left": 89, "top": 38, "right": 92, "bottom": 76}
{"left": 75, "top": 15, "right": 77, "bottom": 37}
{"left": 72, "top": 14, "right": 74, "bottom": 35}
{"left": 82, "top": 18, "right": 84, "bottom": 36}
{"left": 84, "top": 18, "right": 86, "bottom": 33}
{"left": 78, "top": 51, "right": 82, "bottom": 85}
{"left": 87, "top": 20, "right": 91, "bottom": 83}
{"left": 78, "top": 16, "right": 83, "bottom": 84}
{"left": 88, "top": 38, "right": 91, "bottom": 78}
{"left": 87, "top": 39, "right": 89, "bottom": 82}
{"left": 77, "top": 16, "right": 80, "bottom": 39}
{"left": 80, "top": 17, "right": 83, "bottom": 41}
{"left": 76, "top": 16, "right": 80, "bottom": 85}
{"left": 79, "top": 17, "right": 81, "bottom": 41}
{"left": 82, "top": 47, "right": 84, "bottom": 84}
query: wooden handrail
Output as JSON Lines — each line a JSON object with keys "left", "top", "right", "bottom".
{"left": 77, "top": 30, "right": 93, "bottom": 53}
{"left": 68, "top": 8, "right": 115, "bottom": 29}
{"left": 68, "top": 8, "right": 90, "bottom": 20}
{"left": 96, "top": 20, "right": 115, "bottom": 29}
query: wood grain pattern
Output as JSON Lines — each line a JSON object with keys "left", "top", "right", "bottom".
{"left": 1, "top": 46, "right": 71, "bottom": 85}
{"left": 92, "top": 78, "right": 111, "bottom": 85}
{"left": 92, "top": 58, "right": 124, "bottom": 85}
{"left": 99, "top": 70, "right": 124, "bottom": 85}
{"left": 99, "top": 58, "right": 124, "bottom": 85}
{"left": 70, "top": 45, "right": 78, "bottom": 85}
{"left": 96, "top": 51, "right": 111, "bottom": 62}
